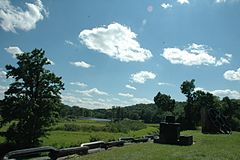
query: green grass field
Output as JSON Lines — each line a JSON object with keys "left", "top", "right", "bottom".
{"left": 70, "top": 131, "right": 240, "bottom": 160}
{"left": 0, "top": 119, "right": 158, "bottom": 149}
{"left": 1, "top": 120, "right": 240, "bottom": 160}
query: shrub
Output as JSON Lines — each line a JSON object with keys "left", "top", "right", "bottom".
{"left": 105, "top": 119, "right": 146, "bottom": 133}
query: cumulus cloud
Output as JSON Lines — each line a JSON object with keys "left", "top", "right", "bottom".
{"left": 70, "top": 61, "right": 92, "bottom": 68}
{"left": 4, "top": 46, "right": 23, "bottom": 58}
{"left": 126, "top": 84, "right": 136, "bottom": 90}
{"left": 76, "top": 88, "right": 108, "bottom": 97}
{"left": 131, "top": 71, "right": 156, "bottom": 84}
{"left": 118, "top": 92, "right": 134, "bottom": 98}
{"left": 211, "top": 89, "right": 240, "bottom": 99}
{"left": 70, "top": 82, "right": 88, "bottom": 87}
{"left": 79, "top": 23, "right": 152, "bottom": 62}
{"left": 161, "top": 3, "right": 173, "bottom": 9}
{"left": 195, "top": 87, "right": 240, "bottom": 99}
{"left": 224, "top": 68, "right": 240, "bottom": 81}
{"left": 162, "top": 43, "right": 232, "bottom": 66}
{"left": 61, "top": 94, "right": 126, "bottom": 109}
{"left": 0, "top": 0, "right": 48, "bottom": 32}
{"left": 177, "top": 0, "right": 190, "bottom": 4}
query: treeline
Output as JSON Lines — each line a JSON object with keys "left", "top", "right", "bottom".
{"left": 59, "top": 102, "right": 184, "bottom": 124}
{"left": 59, "top": 96, "right": 240, "bottom": 131}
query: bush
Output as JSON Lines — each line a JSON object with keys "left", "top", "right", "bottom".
{"left": 64, "top": 124, "right": 82, "bottom": 131}
{"left": 105, "top": 119, "right": 146, "bottom": 133}
{"left": 51, "top": 123, "right": 105, "bottom": 132}
{"left": 231, "top": 116, "right": 240, "bottom": 131}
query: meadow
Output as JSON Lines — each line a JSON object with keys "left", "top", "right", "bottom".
{"left": 71, "top": 130, "right": 240, "bottom": 160}
{"left": 1, "top": 119, "right": 240, "bottom": 160}
{"left": 0, "top": 119, "right": 158, "bottom": 149}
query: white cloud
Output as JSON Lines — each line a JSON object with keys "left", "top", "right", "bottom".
{"left": 215, "top": 0, "right": 240, "bottom": 3}
{"left": 131, "top": 71, "right": 156, "bottom": 84}
{"left": 4, "top": 46, "right": 23, "bottom": 58}
{"left": 162, "top": 43, "right": 232, "bottom": 66}
{"left": 126, "top": 84, "right": 136, "bottom": 90}
{"left": 225, "top": 53, "right": 232, "bottom": 59}
{"left": 0, "top": 70, "right": 7, "bottom": 78}
{"left": 211, "top": 89, "right": 240, "bottom": 99}
{"left": 70, "top": 82, "right": 88, "bottom": 87}
{"left": 215, "top": 0, "right": 227, "bottom": 3}
{"left": 79, "top": 23, "right": 152, "bottom": 62}
{"left": 224, "top": 68, "right": 240, "bottom": 81}
{"left": 76, "top": 88, "right": 108, "bottom": 97}
{"left": 177, "top": 0, "right": 190, "bottom": 4}
{"left": 161, "top": 3, "right": 173, "bottom": 9}
{"left": 0, "top": 0, "right": 47, "bottom": 32}
{"left": 195, "top": 87, "right": 240, "bottom": 99}
{"left": 61, "top": 95, "right": 83, "bottom": 106}
{"left": 215, "top": 53, "right": 232, "bottom": 66}
{"left": 118, "top": 92, "right": 134, "bottom": 98}
{"left": 61, "top": 94, "right": 125, "bottom": 109}
{"left": 131, "top": 97, "right": 152, "bottom": 104}
{"left": 65, "top": 40, "right": 74, "bottom": 46}
{"left": 158, "top": 82, "right": 175, "bottom": 86}
{"left": 70, "top": 61, "right": 92, "bottom": 68}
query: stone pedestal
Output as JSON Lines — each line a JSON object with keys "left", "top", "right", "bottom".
{"left": 159, "top": 122, "right": 180, "bottom": 144}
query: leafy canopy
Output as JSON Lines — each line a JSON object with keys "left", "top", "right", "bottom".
{"left": 0, "top": 48, "right": 64, "bottom": 146}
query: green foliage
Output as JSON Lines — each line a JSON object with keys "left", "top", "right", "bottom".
{"left": 0, "top": 49, "right": 64, "bottom": 147}
{"left": 180, "top": 79, "right": 197, "bottom": 130}
{"left": 154, "top": 92, "right": 175, "bottom": 112}
{"left": 105, "top": 119, "right": 146, "bottom": 133}
{"left": 52, "top": 123, "right": 105, "bottom": 132}
{"left": 180, "top": 79, "right": 195, "bottom": 102}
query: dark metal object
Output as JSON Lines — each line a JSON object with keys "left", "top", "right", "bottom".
{"left": 105, "top": 141, "right": 124, "bottom": 149}
{"left": 3, "top": 146, "right": 57, "bottom": 160}
{"left": 49, "top": 146, "right": 89, "bottom": 160}
{"left": 179, "top": 135, "right": 193, "bottom": 146}
{"left": 144, "top": 135, "right": 155, "bottom": 140}
{"left": 201, "top": 107, "right": 231, "bottom": 134}
{"left": 118, "top": 137, "right": 134, "bottom": 142}
{"left": 159, "top": 122, "right": 180, "bottom": 144}
{"left": 132, "top": 138, "right": 149, "bottom": 143}
{"left": 81, "top": 141, "right": 105, "bottom": 150}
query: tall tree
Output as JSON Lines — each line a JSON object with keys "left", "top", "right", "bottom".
{"left": 180, "top": 79, "right": 196, "bottom": 129}
{"left": 0, "top": 49, "right": 64, "bottom": 147}
{"left": 154, "top": 92, "right": 175, "bottom": 113}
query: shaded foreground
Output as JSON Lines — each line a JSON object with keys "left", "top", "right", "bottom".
{"left": 71, "top": 131, "right": 240, "bottom": 160}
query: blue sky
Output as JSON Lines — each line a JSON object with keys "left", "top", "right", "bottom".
{"left": 0, "top": 0, "right": 240, "bottom": 109}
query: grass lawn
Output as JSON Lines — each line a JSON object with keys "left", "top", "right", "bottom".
{"left": 41, "top": 126, "right": 158, "bottom": 148}
{"left": 40, "top": 119, "right": 157, "bottom": 148}
{"left": 70, "top": 131, "right": 240, "bottom": 160}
